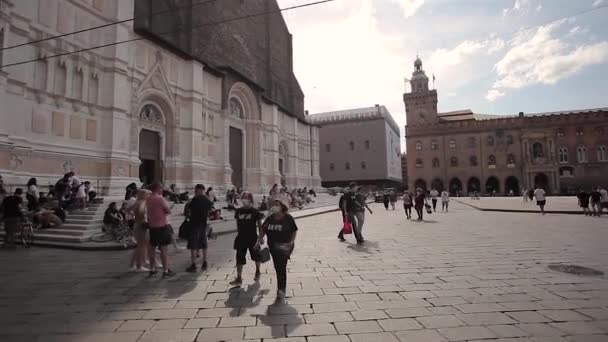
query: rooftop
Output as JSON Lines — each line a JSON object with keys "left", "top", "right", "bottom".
{"left": 436, "top": 107, "right": 608, "bottom": 123}
{"left": 309, "top": 105, "right": 401, "bottom": 134}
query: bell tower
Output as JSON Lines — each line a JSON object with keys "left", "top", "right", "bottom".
{"left": 403, "top": 56, "right": 438, "bottom": 126}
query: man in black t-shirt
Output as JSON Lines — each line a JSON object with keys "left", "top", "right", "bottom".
{"left": 230, "top": 192, "right": 264, "bottom": 286}
{"left": 1, "top": 188, "right": 25, "bottom": 248}
{"left": 577, "top": 189, "right": 590, "bottom": 216}
{"left": 186, "top": 184, "right": 214, "bottom": 272}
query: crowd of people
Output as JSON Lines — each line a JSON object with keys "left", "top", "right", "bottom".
{"left": 103, "top": 181, "right": 298, "bottom": 304}
{"left": 0, "top": 172, "right": 99, "bottom": 248}
{"left": 576, "top": 187, "right": 608, "bottom": 217}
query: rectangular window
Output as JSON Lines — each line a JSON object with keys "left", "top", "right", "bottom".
{"left": 325, "top": 144, "right": 330, "bottom": 152}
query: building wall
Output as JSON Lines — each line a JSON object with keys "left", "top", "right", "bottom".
{"left": 0, "top": 0, "right": 320, "bottom": 194}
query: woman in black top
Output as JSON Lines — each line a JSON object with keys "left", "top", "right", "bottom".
{"left": 230, "top": 192, "right": 264, "bottom": 286}
{"left": 259, "top": 197, "right": 298, "bottom": 303}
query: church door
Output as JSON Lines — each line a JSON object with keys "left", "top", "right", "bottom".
{"left": 229, "top": 127, "right": 243, "bottom": 188}
{"left": 139, "top": 129, "right": 162, "bottom": 185}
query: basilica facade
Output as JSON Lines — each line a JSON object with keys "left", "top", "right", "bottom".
{"left": 404, "top": 57, "right": 608, "bottom": 195}
{"left": 0, "top": 0, "right": 321, "bottom": 195}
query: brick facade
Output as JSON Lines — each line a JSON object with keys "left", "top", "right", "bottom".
{"left": 404, "top": 58, "right": 608, "bottom": 195}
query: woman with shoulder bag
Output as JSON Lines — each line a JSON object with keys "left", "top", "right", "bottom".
{"left": 258, "top": 196, "right": 298, "bottom": 304}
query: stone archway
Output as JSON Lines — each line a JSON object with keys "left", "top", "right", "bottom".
{"left": 431, "top": 178, "right": 444, "bottom": 192}
{"left": 485, "top": 176, "right": 500, "bottom": 195}
{"left": 505, "top": 176, "right": 520, "bottom": 196}
{"left": 449, "top": 178, "right": 463, "bottom": 196}
{"left": 278, "top": 140, "right": 289, "bottom": 187}
{"left": 467, "top": 177, "right": 480, "bottom": 195}
{"left": 414, "top": 179, "right": 427, "bottom": 191}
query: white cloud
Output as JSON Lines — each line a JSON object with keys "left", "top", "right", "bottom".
{"left": 593, "top": 0, "right": 605, "bottom": 7}
{"left": 487, "top": 21, "right": 608, "bottom": 100}
{"left": 486, "top": 89, "right": 505, "bottom": 101}
{"left": 392, "top": 0, "right": 425, "bottom": 17}
{"left": 503, "top": 0, "right": 542, "bottom": 16}
{"left": 425, "top": 38, "right": 504, "bottom": 93}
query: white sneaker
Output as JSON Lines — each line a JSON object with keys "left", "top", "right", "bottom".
{"left": 136, "top": 267, "right": 150, "bottom": 272}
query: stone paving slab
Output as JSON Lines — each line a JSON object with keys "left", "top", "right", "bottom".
{"left": 1, "top": 201, "right": 608, "bottom": 341}
{"left": 456, "top": 196, "right": 608, "bottom": 215}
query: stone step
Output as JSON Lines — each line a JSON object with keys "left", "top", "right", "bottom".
{"left": 66, "top": 219, "right": 103, "bottom": 225}
{"left": 39, "top": 228, "right": 94, "bottom": 237}
{"left": 53, "top": 223, "right": 100, "bottom": 231}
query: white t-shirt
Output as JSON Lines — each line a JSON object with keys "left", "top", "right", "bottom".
{"left": 441, "top": 191, "right": 449, "bottom": 202}
{"left": 534, "top": 188, "right": 546, "bottom": 201}
{"left": 430, "top": 189, "right": 439, "bottom": 199}
{"left": 27, "top": 185, "right": 39, "bottom": 198}
{"left": 600, "top": 189, "right": 608, "bottom": 203}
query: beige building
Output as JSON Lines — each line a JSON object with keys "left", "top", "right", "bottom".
{"left": 309, "top": 105, "right": 402, "bottom": 188}
{"left": 0, "top": 0, "right": 321, "bottom": 194}
{"left": 404, "top": 57, "right": 608, "bottom": 195}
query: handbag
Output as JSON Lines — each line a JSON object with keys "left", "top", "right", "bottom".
{"left": 256, "top": 245, "right": 271, "bottom": 263}
{"left": 342, "top": 218, "right": 352, "bottom": 234}
{"left": 425, "top": 202, "right": 432, "bottom": 214}
{"left": 178, "top": 220, "right": 191, "bottom": 239}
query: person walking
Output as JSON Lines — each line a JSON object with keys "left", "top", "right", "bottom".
{"left": 533, "top": 186, "right": 547, "bottom": 215}
{"left": 441, "top": 189, "right": 450, "bottom": 212}
{"left": 389, "top": 191, "right": 397, "bottom": 210}
{"left": 577, "top": 188, "right": 591, "bottom": 216}
{"left": 340, "top": 183, "right": 365, "bottom": 244}
{"left": 229, "top": 192, "right": 263, "bottom": 286}
{"left": 146, "top": 183, "right": 175, "bottom": 278}
{"left": 26, "top": 178, "right": 39, "bottom": 211}
{"left": 590, "top": 187, "right": 602, "bottom": 217}
{"left": 1, "top": 188, "right": 25, "bottom": 248}
{"left": 522, "top": 188, "right": 528, "bottom": 202}
{"left": 414, "top": 188, "right": 426, "bottom": 221}
{"left": 259, "top": 197, "right": 298, "bottom": 304}
{"left": 354, "top": 186, "right": 373, "bottom": 238}
{"left": 403, "top": 191, "right": 413, "bottom": 219}
{"left": 129, "top": 189, "right": 150, "bottom": 272}
{"left": 429, "top": 188, "right": 439, "bottom": 212}
{"left": 185, "top": 184, "right": 214, "bottom": 272}
{"left": 382, "top": 191, "right": 390, "bottom": 210}
{"left": 600, "top": 186, "right": 608, "bottom": 215}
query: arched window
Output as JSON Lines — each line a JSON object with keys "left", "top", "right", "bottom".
{"left": 349, "top": 141, "right": 355, "bottom": 151}
{"left": 345, "top": 162, "right": 351, "bottom": 170}
{"left": 415, "top": 158, "right": 423, "bottom": 168}
{"left": 448, "top": 139, "right": 456, "bottom": 149}
{"left": 365, "top": 140, "right": 370, "bottom": 149}
{"left": 432, "top": 158, "right": 440, "bottom": 168}
{"left": 467, "top": 137, "right": 476, "bottom": 148}
{"left": 557, "top": 129, "right": 565, "bottom": 138}
{"left": 597, "top": 145, "right": 607, "bottom": 162}
{"left": 431, "top": 140, "right": 438, "bottom": 150}
{"left": 576, "top": 128, "right": 584, "bottom": 137}
{"left": 470, "top": 156, "right": 478, "bottom": 167}
{"left": 532, "top": 142, "right": 544, "bottom": 158}
{"left": 488, "top": 155, "right": 496, "bottom": 166}
{"left": 329, "top": 163, "right": 335, "bottom": 171}
{"left": 450, "top": 157, "right": 458, "bottom": 167}
{"left": 415, "top": 141, "right": 423, "bottom": 151}
{"left": 361, "top": 161, "right": 367, "bottom": 169}
{"left": 577, "top": 145, "right": 587, "bottom": 163}
{"left": 558, "top": 147, "right": 568, "bottom": 164}
{"left": 507, "top": 154, "right": 515, "bottom": 165}
{"left": 487, "top": 136, "right": 495, "bottom": 146}
{"left": 506, "top": 135, "right": 514, "bottom": 145}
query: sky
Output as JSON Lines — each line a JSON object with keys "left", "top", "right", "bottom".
{"left": 277, "top": 0, "right": 608, "bottom": 150}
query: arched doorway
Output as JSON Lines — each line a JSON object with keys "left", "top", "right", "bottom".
{"left": 505, "top": 176, "right": 520, "bottom": 196}
{"left": 449, "top": 178, "right": 463, "bottom": 196}
{"left": 139, "top": 129, "right": 162, "bottom": 185}
{"left": 278, "top": 141, "right": 288, "bottom": 187}
{"left": 534, "top": 173, "right": 550, "bottom": 192}
{"left": 229, "top": 127, "right": 244, "bottom": 188}
{"left": 467, "top": 177, "right": 480, "bottom": 195}
{"left": 431, "top": 178, "right": 444, "bottom": 192}
{"left": 485, "top": 176, "right": 500, "bottom": 195}
{"left": 414, "top": 179, "right": 427, "bottom": 191}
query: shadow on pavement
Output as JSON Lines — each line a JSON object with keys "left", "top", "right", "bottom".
{"left": 257, "top": 302, "right": 303, "bottom": 338}
{"left": 346, "top": 240, "right": 380, "bottom": 254}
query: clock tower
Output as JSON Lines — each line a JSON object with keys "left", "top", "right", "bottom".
{"left": 403, "top": 57, "right": 438, "bottom": 126}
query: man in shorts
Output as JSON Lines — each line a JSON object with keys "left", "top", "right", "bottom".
{"left": 146, "top": 182, "right": 175, "bottom": 277}
{"left": 186, "top": 184, "right": 213, "bottom": 272}
{"left": 1, "top": 188, "right": 24, "bottom": 248}
{"left": 600, "top": 186, "right": 608, "bottom": 215}
{"left": 229, "top": 192, "right": 264, "bottom": 286}
{"left": 533, "top": 186, "right": 547, "bottom": 215}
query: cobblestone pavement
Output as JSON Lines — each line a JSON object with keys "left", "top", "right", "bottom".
{"left": 1, "top": 202, "right": 607, "bottom": 342}
{"left": 455, "top": 196, "right": 601, "bottom": 214}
